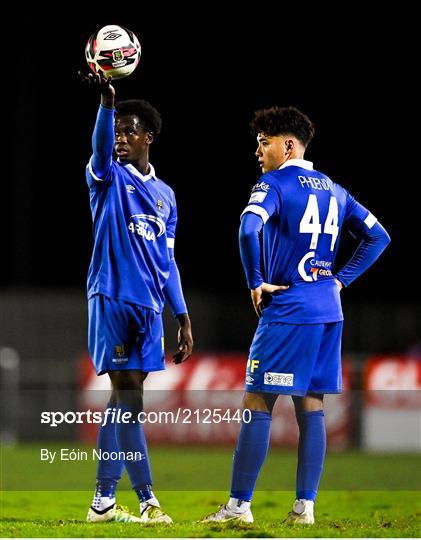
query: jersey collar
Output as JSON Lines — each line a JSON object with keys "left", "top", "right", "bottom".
{"left": 118, "top": 160, "right": 157, "bottom": 182}
{"left": 278, "top": 158, "right": 313, "bottom": 171}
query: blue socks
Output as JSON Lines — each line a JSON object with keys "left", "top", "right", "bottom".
{"left": 95, "top": 404, "right": 124, "bottom": 498}
{"left": 230, "top": 410, "right": 271, "bottom": 501}
{"left": 94, "top": 403, "right": 154, "bottom": 505}
{"left": 296, "top": 410, "right": 326, "bottom": 501}
{"left": 115, "top": 404, "right": 153, "bottom": 500}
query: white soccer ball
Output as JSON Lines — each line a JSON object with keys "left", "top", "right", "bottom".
{"left": 85, "top": 25, "right": 141, "bottom": 80}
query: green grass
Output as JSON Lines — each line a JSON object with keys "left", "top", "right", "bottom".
{"left": 1, "top": 443, "right": 420, "bottom": 491}
{"left": 1, "top": 444, "right": 420, "bottom": 537}
{"left": 1, "top": 490, "right": 420, "bottom": 537}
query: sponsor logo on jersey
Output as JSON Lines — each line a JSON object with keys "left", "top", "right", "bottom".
{"left": 128, "top": 214, "right": 166, "bottom": 242}
{"left": 245, "top": 375, "right": 254, "bottom": 384}
{"left": 298, "top": 252, "right": 333, "bottom": 282}
{"left": 252, "top": 181, "right": 270, "bottom": 193}
{"left": 248, "top": 191, "right": 268, "bottom": 204}
{"left": 126, "top": 184, "right": 136, "bottom": 194}
{"left": 264, "top": 372, "right": 294, "bottom": 386}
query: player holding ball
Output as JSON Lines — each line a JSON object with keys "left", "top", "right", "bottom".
{"left": 79, "top": 36, "right": 193, "bottom": 523}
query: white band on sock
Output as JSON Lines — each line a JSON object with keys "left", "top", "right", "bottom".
{"left": 92, "top": 495, "right": 115, "bottom": 511}
{"left": 227, "top": 497, "right": 251, "bottom": 513}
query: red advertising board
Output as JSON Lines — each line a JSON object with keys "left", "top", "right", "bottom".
{"left": 362, "top": 355, "right": 421, "bottom": 451}
{"left": 78, "top": 352, "right": 352, "bottom": 447}
{"left": 364, "top": 356, "right": 421, "bottom": 408}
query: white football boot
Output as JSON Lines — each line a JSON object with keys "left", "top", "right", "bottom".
{"left": 285, "top": 499, "right": 315, "bottom": 524}
{"left": 87, "top": 503, "right": 141, "bottom": 523}
{"left": 140, "top": 501, "right": 173, "bottom": 524}
{"left": 200, "top": 504, "right": 254, "bottom": 523}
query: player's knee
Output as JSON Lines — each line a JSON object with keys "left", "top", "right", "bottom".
{"left": 292, "top": 393, "right": 324, "bottom": 414}
{"left": 242, "top": 392, "right": 276, "bottom": 413}
{"left": 109, "top": 370, "right": 147, "bottom": 391}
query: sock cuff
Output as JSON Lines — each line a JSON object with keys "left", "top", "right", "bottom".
{"left": 248, "top": 410, "right": 272, "bottom": 421}
{"left": 298, "top": 410, "right": 324, "bottom": 418}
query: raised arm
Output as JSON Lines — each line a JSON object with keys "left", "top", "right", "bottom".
{"left": 79, "top": 72, "right": 116, "bottom": 181}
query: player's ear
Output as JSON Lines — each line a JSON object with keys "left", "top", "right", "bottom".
{"left": 285, "top": 139, "right": 293, "bottom": 153}
{"left": 146, "top": 132, "right": 154, "bottom": 144}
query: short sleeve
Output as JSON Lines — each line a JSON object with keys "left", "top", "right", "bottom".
{"left": 240, "top": 174, "right": 280, "bottom": 223}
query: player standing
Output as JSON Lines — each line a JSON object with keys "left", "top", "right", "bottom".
{"left": 201, "top": 106, "right": 390, "bottom": 525}
{"left": 80, "top": 72, "right": 193, "bottom": 523}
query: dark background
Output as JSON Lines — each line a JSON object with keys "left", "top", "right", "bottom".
{"left": 3, "top": 9, "right": 418, "bottom": 304}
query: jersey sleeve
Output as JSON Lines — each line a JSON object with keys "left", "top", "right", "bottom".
{"left": 342, "top": 191, "right": 377, "bottom": 238}
{"left": 239, "top": 212, "right": 264, "bottom": 289}
{"left": 240, "top": 174, "right": 281, "bottom": 224}
{"left": 163, "top": 192, "right": 188, "bottom": 316}
{"left": 336, "top": 191, "right": 391, "bottom": 287}
{"left": 166, "top": 191, "right": 177, "bottom": 250}
{"left": 86, "top": 104, "right": 115, "bottom": 189}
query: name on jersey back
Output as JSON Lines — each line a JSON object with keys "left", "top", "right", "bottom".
{"left": 298, "top": 175, "right": 333, "bottom": 191}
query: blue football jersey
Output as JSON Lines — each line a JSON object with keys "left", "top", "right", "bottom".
{"left": 241, "top": 159, "right": 377, "bottom": 324}
{"left": 86, "top": 158, "right": 177, "bottom": 313}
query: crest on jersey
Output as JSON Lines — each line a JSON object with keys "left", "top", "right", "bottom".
{"left": 114, "top": 345, "right": 126, "bottom": 357}
{"left": 156, "top": 199, "right": 163, "bottom": 211}
{"left": 112, "top": 344, "right": 128, "bottom": 364}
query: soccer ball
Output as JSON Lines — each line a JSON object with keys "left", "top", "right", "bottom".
{"left": 85, "top": 25, "right": 141, "bottom": 80}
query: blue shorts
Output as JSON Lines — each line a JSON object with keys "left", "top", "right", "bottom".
{"left": 88, "top": 294, "right": 165, "bottom": 376}
{"left": 245, "top": 321, "right": 343, "bottom": 396}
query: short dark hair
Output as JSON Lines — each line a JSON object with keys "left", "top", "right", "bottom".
{"left": 115, "top": 99, "right": 162, "bottom": 138}
{"left": 250, "top": 106, "right": 315, "bottom": 147}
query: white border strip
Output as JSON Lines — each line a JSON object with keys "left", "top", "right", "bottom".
{"left": 88, "top": 156, "right": 110, "bottom": 182}
{"left": 167, "top": 238, "right": 175, "bottom": 249}
{"left": 241, "top": 205, "right": 270, "bottom": 224}
{"left": 364, "top": 212, "right": 377, "bottom": 229}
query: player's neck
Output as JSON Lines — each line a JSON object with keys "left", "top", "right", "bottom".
{"left": 131, "top": 156, "right": 150, "bottom": 175}
{"left": 287, "top": 151, "right": 305, "bottom": 162}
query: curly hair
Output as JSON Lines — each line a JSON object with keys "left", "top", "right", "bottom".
{"left": 115, "top": 99, "right": 162, "bottom": 138}
{"left": 250, "top": 106, "right": 315, "bottom": 147}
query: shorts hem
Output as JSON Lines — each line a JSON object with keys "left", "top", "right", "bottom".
{"left": 308, "top": 388, "right": 342, "bottom": 394}
{"left": 96, "top": 365, "right": 166, "bottom": 376}
{"left": 246, "top": 386, "right": 343, "bottom": 396}
{"left": 246, "top": 386, "right": 307, "bottom": 396}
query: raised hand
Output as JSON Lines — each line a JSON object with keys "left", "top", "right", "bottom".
{"left": 78, "top": 71, "right": 115, "bottom": 108}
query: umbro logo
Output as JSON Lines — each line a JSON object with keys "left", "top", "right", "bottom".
{"left": 104, "top": 30, "right": 122, "bottom": 40}
{"left": 126, "top": 185, "right": 135, "bottom": 194}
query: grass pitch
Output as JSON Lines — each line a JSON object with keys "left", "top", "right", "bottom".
{"left": 1, "top": 444, "right": 420, "bottom": 537}
{"left": 1, "top": 490, "right": 420, "bottom": 537}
